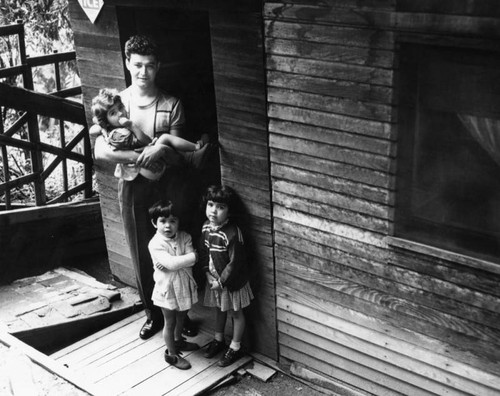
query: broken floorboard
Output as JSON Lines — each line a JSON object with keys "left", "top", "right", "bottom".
{"left": 51, "top": 311, "right": 252, "bottom": 396}
{"left": 0, "top": 267, "right": 141, "bottom": 352}
{"left": 0, "top": 329, "right": 98, "bottom": 395}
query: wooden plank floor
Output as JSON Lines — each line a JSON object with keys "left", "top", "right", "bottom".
{"left": 51, "top": 311, "right": 252, "bottom": 396}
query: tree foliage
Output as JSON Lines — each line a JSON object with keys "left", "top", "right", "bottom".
{"left": 0, "top": 0, "right": 74, "bottom": 54}
{"left": 0, "top": 0, "right": 91, "bottom": 208}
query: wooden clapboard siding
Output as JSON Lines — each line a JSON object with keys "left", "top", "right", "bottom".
{"left": 271, "top": 134, "right": 392, "bottom": 172}
{"left": 265, "top": 20, "right": 395, "bottom": 50}
{"left": 277, "top": 298, "right": 498, "bottom": 396}
{"left": 268, "top": 72, "right": 394, "bottom": 109}
{"left": 265, "top": 0, "right": 500, "bottom": 395}
{"left": 265, "top": 37, "right": 395, "bottom": 69}
{"left": 396, "top": 0, "right": 500, "bottom": 17}
{"left": 268, "top": 88, "right": 393, "bottom": 122}
{"left": 277, "top": 251, "right": 500, "bottom": 345}
{"left": 263, "top": 2, "right": 394, "bottom": 29}
{"left": 271, "top": 163, "right": 391, "bottom": 205}
{"left": 210, "top": 9, "right": 276, "bottom": 360}
{"left": 271, "top": 148, "right": 392, "bottom": 189}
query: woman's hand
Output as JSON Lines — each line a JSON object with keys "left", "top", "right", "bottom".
{"left": 136, "top": 144, "right": 165, "bottom": 168}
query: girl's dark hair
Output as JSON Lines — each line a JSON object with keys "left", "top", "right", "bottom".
{"left": 149, "top": 200, "right": 181, "bottom": 222}
{"left": 91, "top": 88, "right": 123, "bottom": 129}
{"left": 203, "top": 185, "right": 236, "bottom": 210}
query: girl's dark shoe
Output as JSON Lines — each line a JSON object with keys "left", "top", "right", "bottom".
{"left": 218, "top": 347, "right": 243, "bottom": 367}
{"left": 175, "top": 337, "right": 200, "bottom": 352}
{"left": 203, "top": 339, "right": 226, "bottom": 359}
{"left": 164, "top": 351, "right": 191, "bottom": 370}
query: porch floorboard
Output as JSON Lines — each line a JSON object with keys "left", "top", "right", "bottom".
{"left": 51, "top": 311, "right": 252, "bottom": 396}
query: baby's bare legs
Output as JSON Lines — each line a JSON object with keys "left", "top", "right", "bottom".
{"left": 157, "top": 134, "right": 199, "bottom": 152}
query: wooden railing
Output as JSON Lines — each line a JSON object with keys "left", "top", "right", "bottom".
{"left": 0, "top": 20, "right": 93, "bottom": 210}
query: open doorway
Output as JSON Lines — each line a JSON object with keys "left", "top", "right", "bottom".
{"left": 109, "top": 5, "right": 276, "bottom": 360}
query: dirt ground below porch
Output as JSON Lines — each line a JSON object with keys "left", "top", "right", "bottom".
{"left": 205, "top": 370, "right": 326, "bottom": 396}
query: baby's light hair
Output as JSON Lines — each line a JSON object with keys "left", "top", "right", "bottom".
{"left": 91, "top": 88, "right": 123, "bottom": 129}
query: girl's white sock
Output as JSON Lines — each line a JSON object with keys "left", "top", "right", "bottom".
{"left": 229, "top": 340, "right": 241, "bottom": 351}
{"left": 215, "top": 332, "right": 224, "bottom": 342}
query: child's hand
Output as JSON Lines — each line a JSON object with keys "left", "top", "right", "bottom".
{"left": 210, "top": 279, "right": 222, "bottom": 290}
{"left": 89, "top": 124, "right": 104, "bottom": 137}
{"left": 195, "top": 140, "right": 205, "bottom": 150}
{"left": 155, "top": 263, "right": 165, "bottom": 271}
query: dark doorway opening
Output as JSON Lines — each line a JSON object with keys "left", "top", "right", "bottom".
{"left": 116, "top": 7, "right": 220, "bottom": 184}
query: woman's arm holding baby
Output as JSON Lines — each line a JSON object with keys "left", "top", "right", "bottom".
{"left": 94, "top": 134, "right": 140, "bottom": 164}
{"left": 118, "top": 117, "right": 152, "bottom": 146}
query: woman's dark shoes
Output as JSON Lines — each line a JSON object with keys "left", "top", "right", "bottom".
{"left": 139, "top": 319, "right": 162, "bottom": 340}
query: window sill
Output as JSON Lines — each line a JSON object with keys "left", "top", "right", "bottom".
{"left": 386, "top": 236, "right": 500, "bottom": 276}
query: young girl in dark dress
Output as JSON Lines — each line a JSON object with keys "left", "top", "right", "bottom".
{"left": 198, "top": 185, "right": 254, "bottom": 367}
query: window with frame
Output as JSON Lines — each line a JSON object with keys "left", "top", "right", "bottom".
{"left": 395, "top": 44, "right": 500, "bottom": 264}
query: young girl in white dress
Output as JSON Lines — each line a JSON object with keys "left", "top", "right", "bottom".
{"left": 148, "top": 199, "right": 199, "bottom": 370}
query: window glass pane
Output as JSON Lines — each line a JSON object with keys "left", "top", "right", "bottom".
{"left": 395, "top": 45, "right": 500, "bottom": 263}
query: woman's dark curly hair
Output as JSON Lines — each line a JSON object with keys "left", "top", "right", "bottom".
{"left": 125, "top": 35, "right": 159, "bottom": 60}
{"left": 91, "top": 88, "right": 123, "bottom": 129}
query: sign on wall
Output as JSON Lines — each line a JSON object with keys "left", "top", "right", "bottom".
{"left": 77, "top": 0, "right": 104, "bottom": 24}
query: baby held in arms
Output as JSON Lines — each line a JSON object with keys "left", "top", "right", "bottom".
{"left": 90, "top": 88, "right": 206, "bottom": 181}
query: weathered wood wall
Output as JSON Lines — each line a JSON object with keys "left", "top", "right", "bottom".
{"left": 265, "top": 1, "right": 500, "bottom": 395}
{"left": 210, "top": 8, "right": 276, "bottom": 360}
{"left": 67, "top": 2, "right": 132, "bottom": 284}
{"left": 0, "top": 200, "right": 106, "bottom": 284}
